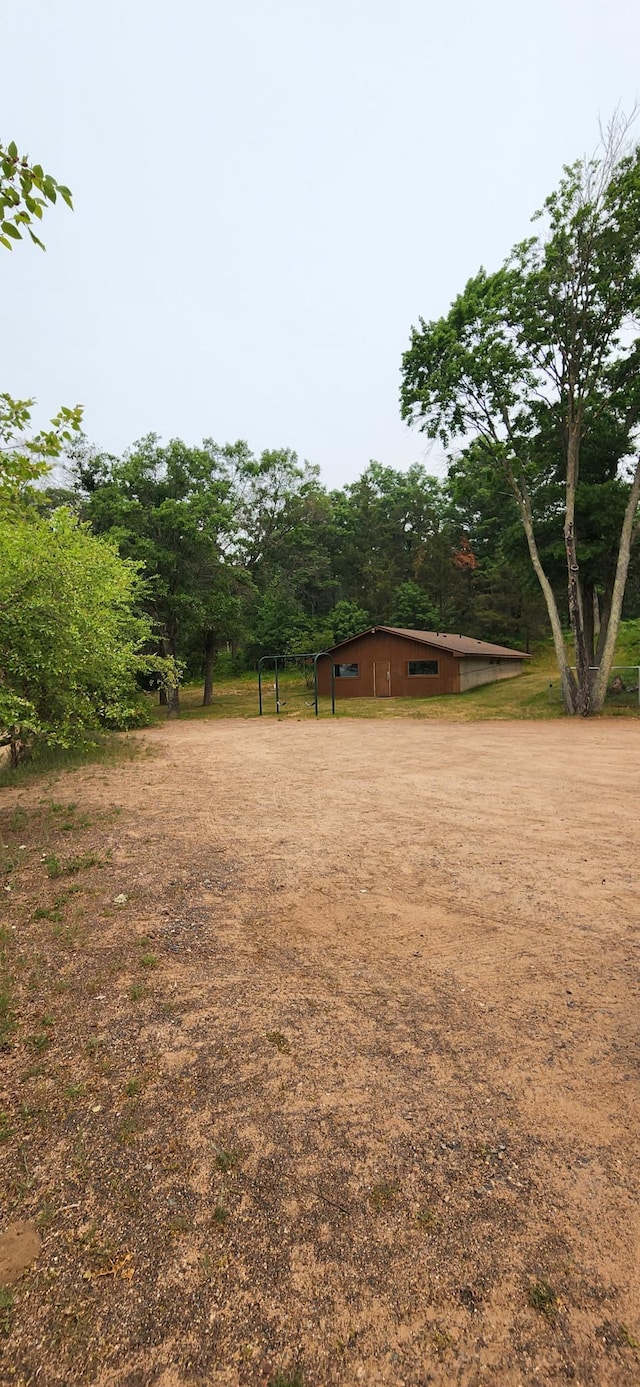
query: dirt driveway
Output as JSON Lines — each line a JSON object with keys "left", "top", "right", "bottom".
{"left": 1, "top": 718, "right": 640, "bottom": 1386}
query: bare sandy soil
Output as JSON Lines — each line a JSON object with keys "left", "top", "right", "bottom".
{"left": 1, "top": 719, "right": 640, "bottom": 1386}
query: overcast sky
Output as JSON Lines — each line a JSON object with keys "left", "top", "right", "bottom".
{"left": 3, "top": 0, "right": 639, "bottom": 487}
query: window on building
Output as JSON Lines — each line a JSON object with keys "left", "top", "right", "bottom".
{"left": 408, "top": 659, "right": 439, "bottom": 676}
{"left": 334, "top": 662, "right": 359, "bottom": 678}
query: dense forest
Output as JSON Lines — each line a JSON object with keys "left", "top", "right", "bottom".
{"left": 53, "top": 439, "right": 542, "bottom": 701}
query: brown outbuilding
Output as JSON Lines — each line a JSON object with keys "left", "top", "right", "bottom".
{"left": 316, "top": 626, "right": 529, "bottom": 700}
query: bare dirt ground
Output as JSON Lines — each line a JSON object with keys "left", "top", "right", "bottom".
{"left": 1, "top": 718, "right": 640, "bottom": 1387}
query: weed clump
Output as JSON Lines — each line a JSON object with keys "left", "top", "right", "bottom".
{"left": 44, "top": 852, "right": 103, "bottom": 879}
{"left": 368, "top": 1181, "right": 398, "bottom": 1212}
{"left": 527, "top": 1278, "right": 558, "bottom": 1320}
{"left": 0, "top": 1286, "right": 14, "bottom": 1336}
{"left": 214, "top": 1148, "right": 238, "bottom": 1173}
{"left": 269, "top": 1371, "right": 304, "bottom": 1387}
{"left": 0, "top": 990, "right": 15, "bottom": 1050}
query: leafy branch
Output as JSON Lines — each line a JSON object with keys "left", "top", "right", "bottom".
{"left": 0, "top": 140, "right": 72, "bottom": 250}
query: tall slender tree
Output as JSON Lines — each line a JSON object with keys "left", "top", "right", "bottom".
{"left": 401, "top": 120, "right": 640, "bottom": 714}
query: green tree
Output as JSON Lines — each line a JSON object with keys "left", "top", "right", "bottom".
{"left": 447, "top": 443, "right": 549, "bottom": 647}
{"left": 0, "top": 142, "right": 82, "bottom": 507}
{"left": 75, "top": 436, "right": 239, "bottom": 713}
{"left": 328, "top": 600, "right": 370, "bottom": 644}
{"left": 224, "top": 445, "right": 335, "bottom": 614}
{"left": 209, "top": 443, "right": 336, "bottom": 656}
{"left": 401, "top": 121, "right": 640, "bottom": 714}
{"left": 391, "top": 581, "right": 438, "bottom": 630}
{"left": 0, "top": 394, "right": 82, "bottom": 514}
{"left": 0, "top": 510, "right": 160, "bottom": 765}
{"left": 0, "top": 140, "right": 153, "bottom": 767}
{"left": 330, "top": 463, "right": 468, "bottom": 628}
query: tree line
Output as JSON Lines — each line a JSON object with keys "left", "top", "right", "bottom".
{"left": 47, "top": 435, "right": 558, "bottom": 716}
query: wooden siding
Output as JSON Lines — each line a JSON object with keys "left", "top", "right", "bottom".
{"left": 316, "top": 631, "right": 461, "bottom": 698}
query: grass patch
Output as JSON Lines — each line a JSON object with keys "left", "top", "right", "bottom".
{"left": 0, "top": 1285, "right": 14, "bottom": 1336}
{"left": 149, "top": 675, "right": 259, "bottom": 724}
{"left": 0, "top": 733, "right": 145, "bottom": 789}
{"left": 430, "top": 1323, "right": 452, "bottom": 1353}
{"left": 34, "top": 885, "right": 84, "bottom": 922}
{"left": 44, "top": 852, "right": 103, "bottom": 879}
{"left": 43, "top": 855, "right": 62, "bottom": 880}
{"left": 266, "top": 1030, "right": 290, "bottom": 1053}
{"left": 416, "top": 1203, "right": 441, "bottom": 1230}
{"left": 214, "top": 1148, "right": 239, "bottom": 1173}
{"left": 0, "top": 1112, "right": 14, "bottom": 1143}
{"left": 527, "top": 1278, "right": 558, "bottom": 1320}
{"left": 139, "top": 952, "right": 158, "bottom": 969}
{"left": 269, "top": 1371, "right": 304, "bottom": 1387}
{"left": 148, "top": 625, "right": 640, "bottom": 724}
{"left": 26, "top": 1030, "right": 52, "bottom": 1055}
{"left": 168, "top": 1213, "right": 191, "bottom": 1236}
{"left": 128, "top": 983, "right": 147, "bottom": 1002}
{"left": 0, "top": 988, "right": 16, "bottom": 1051}
{"left": 117, "top": 1110, "right": 144, "bottom": 1145}
{"left": 368, "top": 1180, "right": 398, "bottom": 1212}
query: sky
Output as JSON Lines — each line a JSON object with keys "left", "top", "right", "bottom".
{"left": 2, "top": 0, "right": 640, "bottom": 488}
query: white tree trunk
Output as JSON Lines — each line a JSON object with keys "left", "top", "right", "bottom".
{"left": 506, "top": 466, "right": 577, "bottom": 713}
{"left": 591, "top": 456, "right": 640, "bottom": 711}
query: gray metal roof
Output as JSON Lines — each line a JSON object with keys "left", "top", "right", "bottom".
{"left": 325, "top": 626, "right": 529, "bottom": 659}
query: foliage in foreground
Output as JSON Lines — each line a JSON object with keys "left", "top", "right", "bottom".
{"left": 0, "top": 138, "right": 72, "bottom": 251}
{"left": 0, "top": 139, "right": 169, "bottom": 764}
{"left": 0, "top": 509, "right": 167, "bottom": 764}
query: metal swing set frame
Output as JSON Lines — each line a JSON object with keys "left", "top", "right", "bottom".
{"left": 257, "top": 652, "right": 336, "bottom": 717}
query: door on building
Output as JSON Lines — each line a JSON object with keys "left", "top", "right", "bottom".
{"left": 373, "top": 661, "right": 391, "bottom": 697}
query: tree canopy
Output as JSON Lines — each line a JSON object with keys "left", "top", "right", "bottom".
{"left": 401, "top": 120, "right": 640, "bottom": 714}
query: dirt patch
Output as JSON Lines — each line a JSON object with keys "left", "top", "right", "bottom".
{"left": 1, "top": 719, "right": 640, "bottom": 1385}
{"left": 0, "top": 1221, "right": 41, "bottom": 1286}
